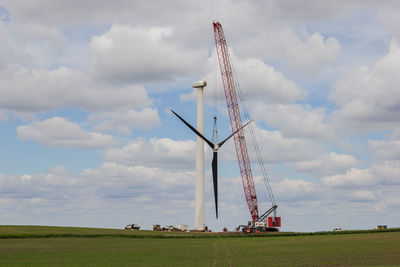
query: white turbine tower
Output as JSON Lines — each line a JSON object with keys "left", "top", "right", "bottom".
{"left": 192, "top": 80, "right": 207, "bottom": 231}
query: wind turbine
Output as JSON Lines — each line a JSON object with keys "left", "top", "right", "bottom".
{"left": 171, "top": 110, "right": 252, "bottom": 218}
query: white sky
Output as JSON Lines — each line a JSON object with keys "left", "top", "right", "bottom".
{"left": 0, "top": 1, "right": 399, "bottom": 232}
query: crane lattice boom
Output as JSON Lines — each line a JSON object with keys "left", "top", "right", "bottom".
{"left": 213, "top": 22, "right": 259, "bottom": 221}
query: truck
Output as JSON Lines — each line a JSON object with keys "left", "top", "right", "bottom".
{"left": 153, "top": 224, "right": 165, "bottom": 231}
{"left": 125, "top": 224, "right": 140, "bottom": 230}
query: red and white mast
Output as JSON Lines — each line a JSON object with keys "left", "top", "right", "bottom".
{"left": 213, "top": 22, "right": 259, "bottom": 221}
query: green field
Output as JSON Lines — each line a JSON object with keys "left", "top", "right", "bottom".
{"left": 1, "top": 226, "right": 400, "bottom": 266}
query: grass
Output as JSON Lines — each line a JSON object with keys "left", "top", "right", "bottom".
{"left": 0, "top": 226, "right": 399, "bottom": 266}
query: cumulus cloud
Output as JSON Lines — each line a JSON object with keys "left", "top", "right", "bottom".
{"left": 90, "top": 24, "right": 207, "bottom": 85}
{"left": 17, "top": 116, "right": 115, "bottom": 148}
{"left": 272, "top": 0, "right": 361, "bottom": 21}
{"left": 252, "top": 104, "right": 334, "bottom": 140}
{"left": 83, "top": 161, "right": 194, "bottom": 194}
{"left": 320, "top": 158, "right": 400, "bottom": 188}
{"left": 0, "top": 170, "right": 83, "bottom": 200}
{"left": 181, "top": 50, "right": 305, "bottom": 104}
{"left": 0, "top": 67, "right": 153, "bottom": 114}
{"left": 1, "top": 0, "right": 382, "bottom": 26}
{"left": 0, "top": 162, "right": 196, "bottom": 228}
{"left": 347, "top": 190, "right": 377, "bottom": 202}
{"left": 232, "top": 56, "right": 306, "bottom": 103}
{"left": 330, "top": 40, "right": 400, "bottom": 132}
{"left": 370, "top": 140, "right": 400, "bottom": 161}
{"left": 104, "top": 137, "right": 196, "bottom": 169}
{"left": 245, "top": 126, "right": 325, "bottom": 163}
{"left": 0, "top": 160, "right": 397, "bottom": 230}
{"left": 89, "top": 107, "right": 161, "bottom": 134}
{"left": 267, "top": 30, "right": 340, "bottom": 76}
{"left": 371, "top": 161, "right": 400, "bottom": 185}
{"left": 321, "top": 168, "right": 375, "bottom": 188}
{"left": 273, "top": 178, "right": 321, "bottom": 202}
{"left": 2, "top": 0, "right": 196, "bottom": 26}
{"left": 6, "top": 22, "right": 67, "bottom": 68}
{"left": 233, "top": 26, "right": 340, "bottom": 77}
{"left": 291, "top": 152, "right": 357, "bottom": 176}
{"left": 0, "top": 21, "right": 156, "bottom": 118}
{"left": 369, "top": 129, "right": 400, "bottom": 161}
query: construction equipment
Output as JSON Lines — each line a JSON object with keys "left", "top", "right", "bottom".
{"left": 153, "top": 224, "right": 189, "bottom": 232}
{"left": 125, "top": 224, "right": 140, "bottom": 230}
{"left": 377, "top": 225, "right": 387, "bottom": 230}
{"left": 213, "top": 22, "right": 281, "bottom": 233}
{"left": 153, "top": 224, "right": 164, "bottom": 231}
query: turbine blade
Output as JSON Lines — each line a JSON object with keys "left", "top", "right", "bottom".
{"left": 212, "top": 151, "right": 218, "bottom": 219}
{"left": 171, "top": 110, "right": 214, "bottom": 148}
{"left": 218, "top": 120, "right": 253, "bottom": 147}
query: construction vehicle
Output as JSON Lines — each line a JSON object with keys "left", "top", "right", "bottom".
{"left": 377, "top": 225, "right": 387, "bottom": 230}
{"left": 213, "top": 22, "right": 281, "bottom": 233}
{"left": 153, "top": 224, "right": 166, "bottom": 231}
{"left": 153, "top": 224, "right": 189, "bottom": 232}
{"left": 125, "top": 224, "right": 140, "bottom": 230}
{"left": 165, "top": 224, "right": 189, "bottom": 232}
{"left": 165, "top": 225, "right": 176, "bottom": 231}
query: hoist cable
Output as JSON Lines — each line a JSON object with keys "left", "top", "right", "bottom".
{"left": 231, "top": 61, "right": 276, "bottom": 206}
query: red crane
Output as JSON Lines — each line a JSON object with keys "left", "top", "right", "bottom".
{"left": 213, "top": 22, "right": 280, "bottom": 232}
